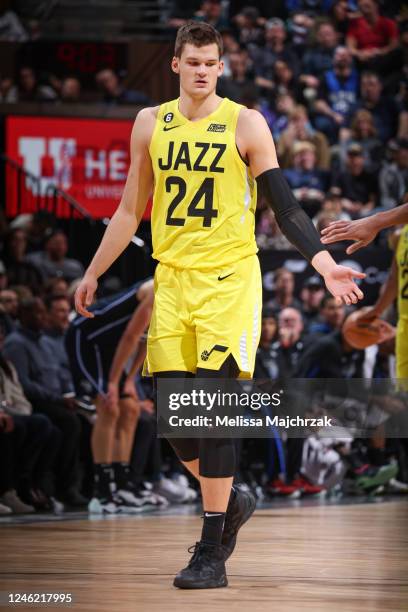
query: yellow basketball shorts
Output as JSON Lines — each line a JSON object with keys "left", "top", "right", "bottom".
{"left": 144, "top": 255, "right": 262, "bottom": 378}
{"left": 396, "top": 318, "right": 408, "bottom": 388}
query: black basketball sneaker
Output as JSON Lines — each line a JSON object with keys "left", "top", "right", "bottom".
{"left": 222, "top": 485, "right": 256, "bottom": 560}
{"left": 173, "top": 541, "right": 228, "bottom": 589}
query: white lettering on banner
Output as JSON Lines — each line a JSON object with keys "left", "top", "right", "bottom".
{"left": 109, "top": 150, "right": 127, "bottom": 181}
{"left": 85, "top": 150, "right": 107, "bottom": 180}
{"left": 85, "top": 185, "right": 124, "bottom": 199}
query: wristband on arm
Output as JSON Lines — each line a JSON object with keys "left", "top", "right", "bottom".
{"left": 256, "top": 168, "right": 325, "bottom": 262}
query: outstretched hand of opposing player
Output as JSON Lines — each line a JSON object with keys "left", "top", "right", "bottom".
{"left": 323, "top": 264, "right": 365, "bottom": 305}
{"left": 74, "top": 275, "right": 98, "bottom": 318}
{"left": 320, "top": 218, "right": 379, "bottom": 254}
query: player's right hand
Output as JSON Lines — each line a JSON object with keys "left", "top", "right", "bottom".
{"left": 74, "top": 274, "right": 98, "bottom": 317}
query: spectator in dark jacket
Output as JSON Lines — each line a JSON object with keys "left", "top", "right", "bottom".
{"left": 3, "top": 297, "right": 86, "bottom": 506}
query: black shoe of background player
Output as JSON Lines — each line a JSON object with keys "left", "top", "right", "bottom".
{"left": 173, "top": 541, "right": 228, "bottom": 589}
{"left": 222, "top": 485, "right": 256, "bottom": 561}
{"left": 61, "top": 487, "right": 89, "bottom": 508}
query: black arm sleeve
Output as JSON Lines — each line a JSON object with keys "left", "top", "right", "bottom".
{"left": 256, "top": 168, "right": 325, "bottom": 262}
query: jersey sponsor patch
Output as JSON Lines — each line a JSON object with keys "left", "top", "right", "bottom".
{"left": 207, "top": 123, "right": 226, "bottom": 133}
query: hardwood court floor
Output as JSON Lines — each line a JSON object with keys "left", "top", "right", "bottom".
{"left": 1, "top": 500, "right": 407, "bottom": 612}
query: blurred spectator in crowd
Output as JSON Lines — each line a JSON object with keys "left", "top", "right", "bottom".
{"left": 331, "top": 143, "right": 377, "bottom": 215}
{"left": 277, "top": 104, "right": 330, "bottom": 169}
{"left": 167, "top": 0, "right": 201, "bottom": 27}
{"left": 329, "top": 0, "right": 352, "bottom": 38}
{"left": 43, "top": 277, "right": 69, "bottom": 299}
{"left": 217, "top": 50, "right": 254, "bottom": 101}
{"left": 256, "top": 206, "right": 292, "bottom": 250}
{"left": 379, "top": 139, "right": 408, "bottom": 209}
{"left": 266, "top": 268, "right": 302, "bottom": 312}
{"left": 3, "top": 298, "right": 86, "bottom": 506}
{"left": 44, "top": 295, "right": 74, "bottom": 394}
{"left": 0, "top": 325, "right": 61, "bottom": 513}
{"left": 300, "top": 275, "right": 325, "bottom": 328}
{"left": 60, "top": 77, "right": 81, "bottom": 104}
{"left": 16, "top": 67, "right": 57, "bottom": 103}
{"left": 194, "top": 0, "right": 229, "bottom": 29}
{"left": 338, "top": 109, "right": 383, "bottom": 171}
{"left": 2, "top": 229, "right": 43, "bottom": 294}
{"left": 346, "top": 0, "right": 399, "bottom": 75}
{"left": 273, "top": 60, "right": 298, "bottom": 98}
{"left": 284, "top": 142, "right": 330, "bottom": 216}
{"left": 0, "top": 289, "right": 19, "bottom": 332}
{"left": 26, "top": 210, "right": 57, "bottom": 252}
{"left": 0, "top": 260, "right": 7, "bottom": 290}
{"left": 25, "top": 230, "right": 84, "bottom": 283}
{"left": 232, "top": 6, "right": 264, "bottom": 46}
{"left": 220, "top": 31, "right": 240, "bottom": 76}
{"left": 251, "top": 18, "right": 299, "bottom": 92}
{"left": 314, "top": 46, "right": 359, "bottom": 143}
{"left": 229, "top": 0, "right": 287, "bottom": 21}
{"left": 313, "top": 188, "right": 351, "bottom": 225}
{"left": 95, "top": 69, "right": 152, "bottom": 106}
{"left": 0, "top": 1, "right": 27, "bottom": 41}
{"left": 0, "top": 75, "right": 17, "bottom": 102}
{"left": 270, "top": 92, "right": 296, "bottom": 140}
{"left": 301, "top": 20, "right": 339, "bottom": 85}
{"left": 351, "top": 71, "right": 399, "bottom": 142}
{"left": 254, "top": 308, "right": 279, "bottom": 379}
{"left": 287, "top": 11, "right": 315, "bottom": 57}
{"left": 308, "top": 293, "right": 346, "bottom": 336}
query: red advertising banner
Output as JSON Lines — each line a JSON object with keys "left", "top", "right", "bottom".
{"left": 5, "top": 116, "right": 151, "bottom": 219}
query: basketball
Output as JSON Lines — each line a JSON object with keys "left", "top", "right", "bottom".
{"left": 343, "top": 308, "right": 396, "bottom": 349}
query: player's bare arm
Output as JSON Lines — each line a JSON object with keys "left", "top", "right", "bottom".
{"left": 236, "top": 108, "right": 365, "bottom": 306}
{"left": 359, "top": 257, "right": 398, "bottom": 322}
{"left": 321, "top": 203, "right": 408, "bottom": 253}
{"left": 74, "top": 108, "right": 157, "bottom": 317}
{"left": 106, "top": 281, "right": 154, "bottom": 407}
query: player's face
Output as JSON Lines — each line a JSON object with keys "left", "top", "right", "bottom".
{"left": 172, "top": 43, "right": 224, "bottom": 99}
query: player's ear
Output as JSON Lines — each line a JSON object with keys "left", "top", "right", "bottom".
{"left": 171, "top": 56, "right": 180, "bottom": 74}
{"left": 217, "top": 60, "right": 224, "bottom": 77}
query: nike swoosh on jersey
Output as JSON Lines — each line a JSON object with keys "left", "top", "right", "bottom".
{"left": 218, "top": 273, "right": 234, "bottom": 281}
{"left": 163, "top": 125, "right": 181, "bottom": 131}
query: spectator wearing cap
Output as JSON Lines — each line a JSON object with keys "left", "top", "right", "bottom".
{"left": 313, "top": 46, "right": 359, "bottom": 143}
{"left": 301, "top": 20, "right": 339, "bottom": 85}
{"left": 300, "top": 275, "right": 326, "bottom": 329}
{"left": 331, "top": 143, "right": 378, "bottom": 216}
{"left": 277, "top": 104, "right": 330, "bottom": 169}
{"left": 379, "top": 139, "right": 408, "bottom": 209}
{"left": 338, "top": 108, "right": 383, "bottom": 171}
{"left": 308, "top": 293, "right": 346, "bottom": 337}
{"left": 266, "top": 268, "right": 302, "bottom": 313}
{"left": 346, "top": 0, "right": 399, "bottom": 74}
{"left": 350, "top": 71, "right": 399, "bottom": 142}
{"left": 3, "top": 229, "right": 43, "bottom": 294}
{"left": 251, "top": 18, "right": 300, "bottom": 92}
{"left": 284, "top": 142, "right": 330, "bottom": 216}
{"left": 25, "top": 230, "right": 84, "bottom": 283}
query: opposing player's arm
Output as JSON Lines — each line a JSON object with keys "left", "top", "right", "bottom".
{"left": 236, "top": 109, "right": 365, "bottom": 305}
{"left": 74, "top": 107, "right": 157, "bottom": 317}
{"left": 321, "top": 203, "right": 408, "bottom": 253}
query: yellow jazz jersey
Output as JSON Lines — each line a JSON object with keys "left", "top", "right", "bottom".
{"left": 396, "top": 224, "right": 408, "bottom": 381}
{"left": 148, "top": 97, "right": 257, "bottom": 269}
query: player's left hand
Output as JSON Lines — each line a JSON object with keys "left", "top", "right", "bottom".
{"left": 320, "top": 218, "right": 379, "bottom": 254}
{"left": 323, "top": 265, "right": 365, "bottom": 305}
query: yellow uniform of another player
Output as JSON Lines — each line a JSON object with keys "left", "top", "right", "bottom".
{"left": 145, "top": 97, "right": 262, "bottom": 377}
{"left": 396, "top": 224, "right": 408, "bottom": 380}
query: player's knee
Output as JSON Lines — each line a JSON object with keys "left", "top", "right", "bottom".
{"left": 119, "top": 398, "right": 140, "bottom": 424}
{"left": 199, "top": 438, "right": 235, "bottom": 478}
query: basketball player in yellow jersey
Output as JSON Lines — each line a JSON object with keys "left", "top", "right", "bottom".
{"left": 74, "top": 22, "right": 366, "bottom": 589}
